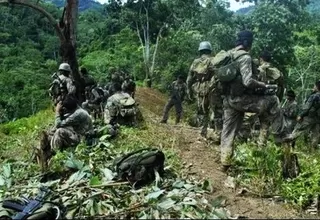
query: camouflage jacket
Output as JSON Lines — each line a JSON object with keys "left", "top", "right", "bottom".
{"left": 58, "top": 75, "right": 76, "bottom": 95}
{"left": 55, "top": 107, "right": 93, "bottom": 136}
{"left": 282, "top": 100, "right": 298, "bottom": 119}
{"left": 300, "top": 91, "right": 320, "bottom": 118}
{"left": 229, "top": 46, "right": 265, "bottom": 95}
{"left": 170, "top": 80, "right": 187, "bottom": 102}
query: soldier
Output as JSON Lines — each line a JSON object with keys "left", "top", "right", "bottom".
{"left": 282, "top": 90, "right": 299, "bottom": 133}
{"left": 106, "top": 67, "right": 124, "bottom": 96}
{"left": 285, "top": 81, "right": 320, "bottom": 150}
{"left": 219, "top": 30, "right": 287, "bottom": 171}
{"left": 37, "top": 95, "right": 92, "bottom": 169}
{"left": 160, "top": 75, "right": 187, "bottom": 125}
{"left": 187, "top": 41, "right": 223, "bottom": 138}
{"left": 104, "top": 82, "right": 137, "bottom": 126}
{"left": 82, "top": 84, "right": 108, "bottom": 120}
{"left": 122, "top": 74, "right": 136, "bottom": 98}
{"left": 81, "top": 67, "right": 96, "bottom": 88}
{"left": 49, "top": 63, "right": 76, "bottom": 105}
{"left": 258, "top": 50, "right": 284, "bottom": 101}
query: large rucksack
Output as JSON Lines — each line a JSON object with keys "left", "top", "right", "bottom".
{"left": 191, "top": 56, "right": 213, "bottom": 82}
{"left": 48, "top": 74, "right": 67, "bottom": 103}
{"left": 117, "top": 95, "right": 137, "bottom": 118}
{"left": 212, "top": 50, "right": 248, "bottom": 83}
{"left": 112, "top": 148, "right": 165, "bottom": 187}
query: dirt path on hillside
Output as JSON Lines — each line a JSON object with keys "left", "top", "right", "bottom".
{"left": 136, "top": 87, "right": 312, "bottom": 219}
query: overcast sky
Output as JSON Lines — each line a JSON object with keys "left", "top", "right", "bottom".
{"left": 95, "top": 0, "right": 254, "bottom": 12}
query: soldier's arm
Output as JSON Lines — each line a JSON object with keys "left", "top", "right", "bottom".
{"left": 67, "top": 79, "right": 77, "bottom": 95}
{"left": 239, "top": 55, "right": 266, "bottom": 89}
{"left": 299, "top": 96, "right": 313, "bottom": 118}
{"left": 287, "top": 103, "right": 298, "bottom": 119}
{"left": 55, "top": 110, "right": 78, "bottom": 128}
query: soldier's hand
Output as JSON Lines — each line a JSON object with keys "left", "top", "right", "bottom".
{"left": 55, "top": 102, "right": 63, "bottom": 114}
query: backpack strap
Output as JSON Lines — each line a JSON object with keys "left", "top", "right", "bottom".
{"left": 114, "top": 148, "right": 154, "bottom": 168}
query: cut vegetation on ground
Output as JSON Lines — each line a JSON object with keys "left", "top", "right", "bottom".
{"left": 0, "top": 88, "right": 319, "bottom": 218}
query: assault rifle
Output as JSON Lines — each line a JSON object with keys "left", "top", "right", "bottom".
{"left": 3, "top": 186, "right": 50, "bottom": 220}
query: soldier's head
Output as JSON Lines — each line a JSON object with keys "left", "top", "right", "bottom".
{"left": 111, "top": 82, "right": 122, "bottom": 93}
{"left": 314, "top": 80, "right": 320, "bottom": 92}
{"left": 236, "top": 30, "right": 254, "bottom": 51}
{"left": 80, "top": 67, "right": 88, "bottom": 76}
{"left": 59, "top": 63, "right": 71, "bottom": 77}
{"left": 260, "top": 50, "right": 272, "bottom": 63}
{"left": 286, "top": 90, "right": 296, "bottom": 101}
{"left": 198, "top": 41, "right": 212, "bottom": 55}
{"left": 177, "top": 75, "right": 184, "bottom": 83}
{"left": 62, "top": 94, "right": 78, "bottom": 112}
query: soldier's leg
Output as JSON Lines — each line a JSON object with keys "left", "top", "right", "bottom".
{"left": 200, "top": 95, "right": 210, "bottom": 137}
{"left": 258, "top": 116, "right": 270, "bottom": 147}
{"left": 174, "top": 100, "right": 183, "bottom": 124}
{"left": 50, "top": 128, "right": 81, "bottom": 151}
{"left": 310, "top": 124, "right": 320, "bottom": 150}
{"left": 220, "top": 104, "right": 244, "bottom": 167}
{"left": 161, "top": 99, "right": 175, "bottom": 123}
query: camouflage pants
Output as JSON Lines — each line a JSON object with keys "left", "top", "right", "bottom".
{"left": 291, "top": 117, "right": 320, "bottom": 149}
{"left": 161, "top": 98, "right": 183, "bottom": 124}
{"left": 220, "top": 94, "right": 287, "bottom": 166}
{"left": 49, "top": 127, "right": 81, "bottom": 151}
{"left": 196, "top": 92, "right": 223, "bottom": 137}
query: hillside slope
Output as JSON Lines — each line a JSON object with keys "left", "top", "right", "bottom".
{"left": 135, "top": 88, "right": 303, "bottom": 219}
{"left": 0, "top": 87, "right": 315, "bottom": 218}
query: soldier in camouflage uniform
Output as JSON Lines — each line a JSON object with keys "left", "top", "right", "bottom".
{"left": 186, "top": 41, "right": 223, "bottom": 138}
{"left": 160, "top": 75, "right": 187, "bottom": 124}
{"left": 49, "top": 63, "right": 76, "bottom": 105}
{"left": 122, "top": 74, "right": 136, "bottom": 98}
{"left": 37, "top": 95, "right": 92, "bottom": 169}
{"left": 282, "top": 90, "right": 298, "bottom": 133}
{"left": 285, "top": 81, "right": 320, "bottom": 150}
{"left": 220, "top": 31, "right": 287, "bottom": 171}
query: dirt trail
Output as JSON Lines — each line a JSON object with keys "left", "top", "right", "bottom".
{"left": 136, "top": 87, "right": 308, "bottom": 219}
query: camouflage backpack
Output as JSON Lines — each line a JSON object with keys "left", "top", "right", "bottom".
{"left": 212, "top": 50, "right": 248, "bottom": 82}
{"left": 117, "top": 95, "right": 137, "bottom": 118}
{"left": 191, "top": 56, "right": 213, "bottom": 82}
{"left": 48, "top": 74, "right": 67, "bottom": 102}
{"left": 112, "top": 148, "right": 165, "bottom": 187}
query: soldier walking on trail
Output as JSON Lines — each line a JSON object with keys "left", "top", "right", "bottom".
{"left": 218, "top": 30, "right": 287, "bottom": 171}
{"left": 160, "top": 75, "right": 187, "bottom": 125}
{"left": 285, "top": 81, "right": 320, "bottom": 150}
{"left": 49, "top": 63, "right": 76, "bottom": 105}
{"left": 258, "top": 50, "right": 284, "bottom": 101}
{"left": 282, "top": 90, "right": 299, "bottom": 133}
{"left": 37, "top": 95, "right": 92, "bottom": 170}
{"left": 186, "top": 41, "right": 223, "bottom": 138}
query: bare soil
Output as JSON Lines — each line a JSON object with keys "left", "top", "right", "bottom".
{"left": 136, "top": 87, "right": 311, "bottom": 219}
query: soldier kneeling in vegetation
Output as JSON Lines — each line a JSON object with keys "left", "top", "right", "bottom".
{"left": 36, "top": 95, "right": 93, "bottom": 170}
{"left": 104, "top": 83, "right": 141, "bottom": 127}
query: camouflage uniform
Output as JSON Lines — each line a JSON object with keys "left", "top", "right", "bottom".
{"left": 220, "top": 46, "right": 287, "bottom": 166}
{"left": 258, "top": 62, "right": 284, "bottom": 100}
{"left": 282, "top": 100, "right": 298, "bottom": 133}
{"left": 50, "top": 107, "right": 92, "bottom": 151}
{"left": 51, "top": 74, "right": 76, "bottom": 105}
{"left": 290, "top": 92, "right": 320, "bottom": 149}
{"left": 161, "top": 80, "right": 187, "bottom": 124}
{"left": 187, "top": 54, "right": 223, "bottom": 136}
{"left": 82, "top": 87, "right": 108, "bottom": 119}
{"left": 104, "top": 91, "right": 137, "bottom": 126}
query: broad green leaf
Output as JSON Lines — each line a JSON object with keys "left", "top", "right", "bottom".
{"left": 3, "top": 164, "right": 11, "bottom": 178}
{"left": 145, "top": 189, "right": 165, "bottom": 200}
{"left": 180, "top": 197, "right": 197, "bottom": 206}
{"left": 172, "top": 180, "right": 184, "bottom": 188}
{"left": 101, "top": 168, "right": 115, "bottom": 182}
{"left": 157, "top": 198, "right": 176, "bottom": 210}
{"left": 90, "top": 176, "right": 102, "bottom": 186}
{"left": 100, "top": 134, "right": 111, "bottom": 141}
{"left": 184, "top": 183, "right": 194, "bottom": 190}
{"left": 0, "top": 175, "right": 5, "bottom": 186}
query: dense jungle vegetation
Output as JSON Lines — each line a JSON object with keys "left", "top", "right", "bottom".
{"left": 1, "top": 0, "right": 320, "bottom": 217}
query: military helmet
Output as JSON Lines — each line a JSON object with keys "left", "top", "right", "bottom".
{"left": 59, "top": 63, "right": 71, "bottom": 72}
{"left": 198, "top": 41, "right": 212, "bottom": 52}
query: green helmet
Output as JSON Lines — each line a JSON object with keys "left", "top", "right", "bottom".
{"left": 198, "top": 41, "right": 212, "bottom": 52}
{"left": 59, "top": 63, "right": 71, "bottom": 72}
